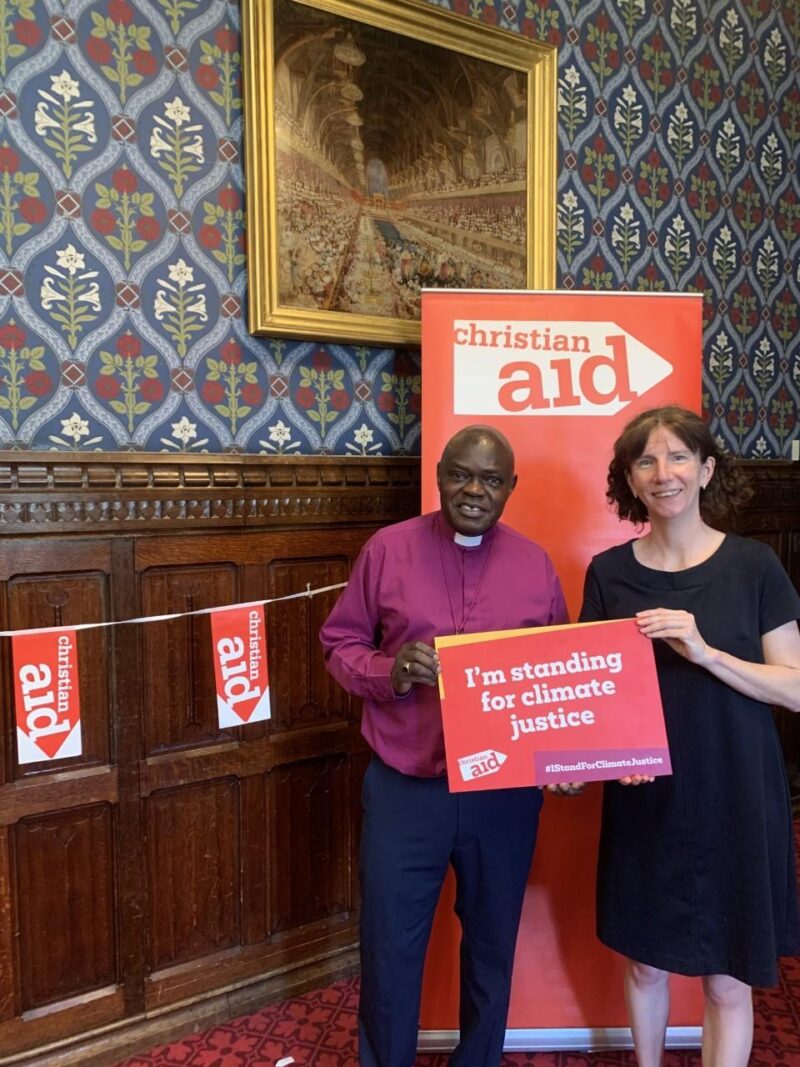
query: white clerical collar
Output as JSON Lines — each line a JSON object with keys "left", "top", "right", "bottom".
{"left": 453, "top": 531, "right": 483, "bottom": 548}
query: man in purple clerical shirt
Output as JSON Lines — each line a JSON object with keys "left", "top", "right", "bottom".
{"left": 320, "top": 425, "right": 568, "bottom": 1067}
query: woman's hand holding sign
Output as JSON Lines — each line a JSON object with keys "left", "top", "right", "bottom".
{"left": 547, "top": 782, "right": 586, "bottom": 795}
{"left": 636, "top": 607, "right": 710, "bottom": 665}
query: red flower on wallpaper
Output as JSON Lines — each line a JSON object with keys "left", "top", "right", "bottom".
{"left": 197, "top": 185, "right": 246, "bottom": 284}
{"left": 199, "top": 224, "right": 222, "bottom": 249}
{"left": 91, "top": 208, "right": 116, "bottom": 235}
{"left": 112, "top": 167, "right": 137, "bottom": 194}
{"left": 14, "top": 18, "right": 42, "bottom": 47}
{"left": 88, "top": 167, "right": 161, "bottom": 270}
{"left": 133, "top": 50, "right": 157, "bottom": 76}
{"left": 215, "top": 27, "right": 238, "bottom": 53}
{"left": 312, "top": 350, "right": 333, "bottom": 372}
{"left": 117, "top": 333, "right": 141, "bottom": 359}
{"left": 240, "top": 383, "right": 262, "bottom": 406}
{"left": 0, "top": 323, "right": 26, "bottom": 349}
{"left": 202, "top": 380, "right": 226, "bottom": 405}
{"left": 24, "top": 370, "right": 52, "bottom": 397}
{"left": 0, "top": 319, "right": 56, "bottom": 431}
{"left": 0, "top": 146, "right": 20, "bottom": 172}
{"left": 218, "top": 187, "right": 240, "bottom": 212}
{"left": 19, "top": 197, "right": 47, "bottom": 225}
{"left": 139, "top": 378, "right": 164, "bottom": 402}
{"left": 202, "top": 339, "right": 262, "bottom": 433}
{"left": 195, "top": 24, "right": 242, "bottom": 127}
{"left": 136, "top": 216, "right": 160, "bottom": 240}
{"left": 108, "top": 0, "right": 134, "bottom": 25}
{"left": 196, "top": 66, "right": 220, "bottom": 91}
{"left": 220, "top": 340, "right": 242, "bottom": 365}
{"left": 87, "top": 36, "right": 113, "bottom": 65}
{"left": 85, "top": 0, "right": 157, "bottom": 107}
{"left": 295, "top": 385, "right": 315, "bottom": 409}
{"left": 95, "top": 375, "right": 122, "bottom": 400}
{"left": 93, "top": 333, "right": 167, "bottom": 433}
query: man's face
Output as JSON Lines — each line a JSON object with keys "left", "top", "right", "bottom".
{"left": 437, "top": 434, "right": 517, "bottom": 535}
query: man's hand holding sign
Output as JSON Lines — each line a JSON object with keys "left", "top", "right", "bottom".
{"left": 436, "top": 617, "right": 670, "bottom": 791}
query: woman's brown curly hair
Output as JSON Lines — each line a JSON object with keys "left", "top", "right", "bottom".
{"left": 607, "top": 405, "right": 752, "bottom": 527}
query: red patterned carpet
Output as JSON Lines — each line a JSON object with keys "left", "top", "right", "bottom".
{"left": 116, "top": 957, "right": 800, "bottom": 1067}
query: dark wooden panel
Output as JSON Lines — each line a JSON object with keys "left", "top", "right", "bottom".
{"left": 735, "top": 461, "right": 800, "bottom": 796}
{"left": 146, "top": 779, "right": 240, "bottom": 972}
{"left": 140, "top": 564, "right": 238, "bottom": 754}
{"left": 0, "top": 454, "right": 418, "bottom": 1063}
{"left": 240, "top": 772, "right": 269, "bottom": 946}
{"left": 15, "top": 805, "right": 116, "bottom": 1012}
{"left": 271, "top": 755, "right": 351, "bottom": 934}
{"left": 0, "top": 827, "right": 15, "bottom": 1022}
{"left": 267, "top": 557, "right": 355, "bottom": 729}
{"left": 7, "top": 573, "right": 112, "bottom": 775}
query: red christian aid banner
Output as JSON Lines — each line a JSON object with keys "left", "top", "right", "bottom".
{"left": 210, "top": 605, "right": 271, "bottom": 727}
{"left": 420, "top": 289, "right": 702, "bottom": 611}
{"left": 436, "top": 620, "right": 669, "bottom": 791}
{"left": 13, "top": 629, "right": 82, "bottom": 763}
{"left": 419, "top": 290, "right": 703, "bottom": 1035}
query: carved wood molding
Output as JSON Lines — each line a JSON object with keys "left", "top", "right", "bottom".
{"left": 0, "top": 452, "right": 421, "bottom": 535}
{"left": 0, "top": 452, "right": 795, "bottom": 538}
{"left": 735, "top": 460, "right": 800, "bottom": 530}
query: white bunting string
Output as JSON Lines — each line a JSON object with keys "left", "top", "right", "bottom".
{"left": 0, "top": 581, "right": 347, "bottom": 639}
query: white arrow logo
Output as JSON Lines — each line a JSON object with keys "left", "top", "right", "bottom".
{"left": 452, "top": 319, "right": 673, "bottom": 417}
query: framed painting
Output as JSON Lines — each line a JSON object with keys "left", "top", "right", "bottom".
{"left": 241, "top": 0, "right": 557, "bottom": 345}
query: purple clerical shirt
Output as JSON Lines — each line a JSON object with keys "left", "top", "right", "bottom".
{"left": 320, "top": 511, "right": 568, "bottom": 778}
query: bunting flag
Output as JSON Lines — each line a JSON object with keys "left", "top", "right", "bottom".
{"left": 210, "top": 604, "right": 271, "bottom": 727}
{"left": 12, "top": 629, "right": 83, "bottom": 764}
{"left": 3, "top": 582, "right": 341, "bottom": 765}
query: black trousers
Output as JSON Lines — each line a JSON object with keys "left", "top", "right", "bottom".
{"left": 358, "top": 756, "right": 542, "bottom": 1067}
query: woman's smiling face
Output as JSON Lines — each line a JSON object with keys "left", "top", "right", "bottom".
{"left": 625, "top": 426, "right": 715, "bottom": 523}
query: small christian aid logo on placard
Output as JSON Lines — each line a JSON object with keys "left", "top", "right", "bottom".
{"left": 457, "top": 749, "right": 508, "bottom": 782}
{"left": 452, "top": 320, "right": 672, "bottom": 416}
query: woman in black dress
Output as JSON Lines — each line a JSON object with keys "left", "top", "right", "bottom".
{"left": 572, "top": 406, "right": 800, "bottom": 1067}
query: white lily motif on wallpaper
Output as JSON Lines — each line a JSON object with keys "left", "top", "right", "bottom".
{"left": 34, "top": 71, "right": 97, "bottom": 179}
{"left": 40, "top": 243, "right": 102, "bottom": 348}
{"left": 153, "top": 257, "right": 208, "bottom": 358}
{"left": 149, "top": 96, "right": 204, "bottom": 197}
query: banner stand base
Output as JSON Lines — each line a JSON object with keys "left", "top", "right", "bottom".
{"left": 418, "top": 1026, "right": 702, "bottom": 1052}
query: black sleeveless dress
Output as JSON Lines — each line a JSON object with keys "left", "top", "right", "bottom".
{"left": 580, "top": 534, "right": 800, "bottom": 986}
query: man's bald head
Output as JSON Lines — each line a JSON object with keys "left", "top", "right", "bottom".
{"left": 439, "top": 425, "right": 515, "bottom": 474}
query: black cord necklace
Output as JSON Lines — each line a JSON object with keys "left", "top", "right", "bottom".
{"left": 437, "top": 528, "right": 495, "bottom": 634}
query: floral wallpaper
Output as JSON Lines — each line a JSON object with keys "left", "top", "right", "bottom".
{"left": 0, "top": 0, "right": 797, "bottom": 456}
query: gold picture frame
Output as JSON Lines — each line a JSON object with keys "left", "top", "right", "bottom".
{"left": 242, "top": 0, "right": 557, "bottom": 345}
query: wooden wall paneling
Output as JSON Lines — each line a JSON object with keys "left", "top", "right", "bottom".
{"left": 270, "top": 756, "right": 350, "bottom": 934}
{"left": 240, "top": 770, "right": 269, "bottom": 948}
{"left": 0, "top": 538, "right": 131, "bottom": 1057}
{"left": 0, "top": 453, "right": 419, "bottom": 1064}
{"left": 110, "top": 536, "right": 149, "bottom": 1020}
{"left": 15, "top": 805, "right": 116, "bottom": 1012}
{"left": 734, "top": 461, "right": 800, "bottom": 795}
{"left": 135, "top": 537, "right": 252, "bottom": 1007}
{"left": 146, "top": 778, "right": 241, "bottom": 973}
{"left": 2, "top": 541, "right": 114, "bottom": 776}
{"left": 0, "top": 826, "right": 15, "bottom": 1024}
{"left": 139, "top": 563, "right": 239, "bottom": 755}
{"left": 266, "top": 555, "right": 356, "bottom": 730}
{"left": 132, "top": 527, "right": 370, "bottom": 1012}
